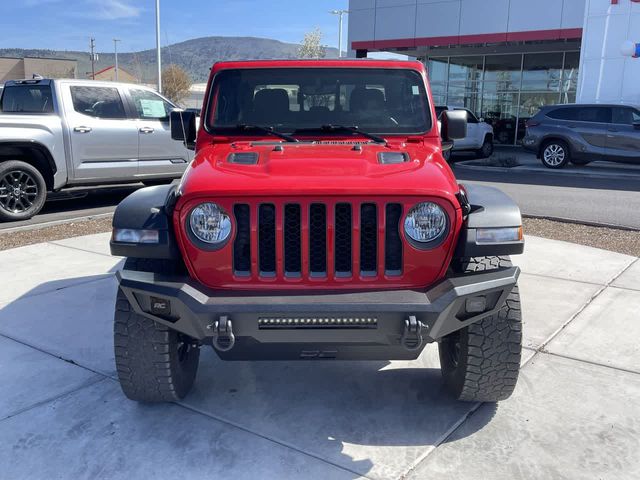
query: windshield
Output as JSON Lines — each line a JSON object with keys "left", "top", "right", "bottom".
{"left": 207, "top": 67, "right": 431, "bottom": 135}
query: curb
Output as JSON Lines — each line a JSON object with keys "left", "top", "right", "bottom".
{"left": 453, "top": 162, "right": 640, "bottom": 181}
{"left": 0, "top": 213, "right": 113, "bottom": 234}
{"left": 523, "top": 214, "right": 640, "bottom": 232}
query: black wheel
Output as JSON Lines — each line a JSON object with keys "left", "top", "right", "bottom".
{"left": 114, "top": 258, "right": 199, "bottom": 402}
{"left": 439, "top": 256, "right": 522, "bottom": 402}
{"left": 475, "top": 136, "right": 494, "bottom": 159}
{"left": 541, "top": 140, "right": 570, "bottom": 169}
{"left": 0, "top": 160, "right": 47, "bottom": 221}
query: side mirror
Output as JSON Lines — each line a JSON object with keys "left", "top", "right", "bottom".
{"left": 440, "top": 110, "right": 467, "bottom": 141}
{"left": 633, "top": 122, "right": 640, "bottom": 130}
{"left": 170, "top": 110, "right": 197, "bottom": 150}
{"left": 479, "top": 117, "right": 485, "bottom": 123}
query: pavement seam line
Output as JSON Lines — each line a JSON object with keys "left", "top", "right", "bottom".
{"left": 0, "top": 377, "right": 108, "bottom": 424}
{"left": 175, "top": 400, "right": 376, "bottom": 480}
{"left": 0, "top": 331, "right": 112, "bottom": 379}
{"left": 542, "top": 350, "right": 640, "bottom": 376}
{"left": 537, "top": 257, "right": 639, "bottom": 353}
{"left": 1, "top": 273, "right": 116, "bottom": 304}
{"left": 396, "top": 402, "right": 481, "bottom": 480}
{"left": 520, "top": 270, "right": 608, "bottom": 287}
{"left": 47, "top": 240, "right": 117, "bottom": 259}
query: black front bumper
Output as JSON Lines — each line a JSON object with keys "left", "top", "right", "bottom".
{"left": 116, "top": 267, "right": 519, "bottom": 361}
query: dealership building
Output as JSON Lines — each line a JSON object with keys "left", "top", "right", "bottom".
{"left": 348, "top": 0, "right": 640, "bottom": 144}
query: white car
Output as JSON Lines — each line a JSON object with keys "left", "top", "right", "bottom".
{"left": 436, "top": 106, "right": 494, "bottom": 160}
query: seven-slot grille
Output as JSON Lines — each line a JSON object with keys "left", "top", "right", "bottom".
{"left": 233, "top": 201, "right": 403, "bottom": 279}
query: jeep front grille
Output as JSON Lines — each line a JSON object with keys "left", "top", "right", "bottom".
{"left": 232, "top": 200, "right": 403, "bottom": 280}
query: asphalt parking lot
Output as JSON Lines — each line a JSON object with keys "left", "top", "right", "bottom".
{"left": 0, "top": 233, "right": 638, "bottom": 479}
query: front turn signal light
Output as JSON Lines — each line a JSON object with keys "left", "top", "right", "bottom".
{"left": 476, "top": 226, "right": 523, "bottom": 244}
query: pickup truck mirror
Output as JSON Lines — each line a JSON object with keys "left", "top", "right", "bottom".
{"left": 633, "top": 121, "right": 640, "bottom": 130}
{"left": 440, "top": 110, "right": 467, "bottom": 141}
{"left": 170, "top": 110, "right": 197, "bottom": 150}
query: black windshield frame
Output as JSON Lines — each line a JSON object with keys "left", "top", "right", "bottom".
{"left": 204, "top": 67, "right": 432, "bottom": 137}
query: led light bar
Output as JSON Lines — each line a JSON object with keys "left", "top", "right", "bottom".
{"left": 112, "top": 228, "right": 160, "bottom": 244}
{"left": 258, "top": 316, "right": 378, "bottom": 329}
{"left": 476, "top": 226, "right": 523, "bottom": 244}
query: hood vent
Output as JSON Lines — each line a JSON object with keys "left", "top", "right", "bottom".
{"left": 228, "top": 152, "right": 259, "bottom": 165}
{"left": 378, "top": 152, "right": 409, "bottom": 164}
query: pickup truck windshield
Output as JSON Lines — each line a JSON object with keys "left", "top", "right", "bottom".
{"left": 208, "top": 68, "right": 431, "bottom": 135}
{"left": 0, "top": 84, "right": 54, "bottom": 113}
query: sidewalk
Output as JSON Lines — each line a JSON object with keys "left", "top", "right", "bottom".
{"left": 454, "top": 146, "right": 640, "bottom": 180}
{"left": 0, "top": 233, "right": 639, "bottom": 479}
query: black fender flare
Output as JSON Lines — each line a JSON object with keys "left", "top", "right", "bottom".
{"left": 454, "top": 184, "right": 524, "bottom": 258}
{"left": 110, "top": 184, "right": 180, "bottom": 259}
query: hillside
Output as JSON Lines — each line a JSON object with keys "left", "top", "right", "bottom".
{"left": 0, "top": 36, "right": 339, "bottom": 83}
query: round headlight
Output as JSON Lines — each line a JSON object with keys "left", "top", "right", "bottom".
{"left": 404, "top": 202, "right": 447, "bottom": 244}
{"left": 189, "top": 203, "right": 231, "bottom": 245}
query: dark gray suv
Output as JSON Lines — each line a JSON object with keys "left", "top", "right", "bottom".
{"left": 523, "top": 104, "right": 640, "bottom": 168}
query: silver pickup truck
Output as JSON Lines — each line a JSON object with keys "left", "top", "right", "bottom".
{"left": 0, "top": 78, "right": 192, "bottom": 221}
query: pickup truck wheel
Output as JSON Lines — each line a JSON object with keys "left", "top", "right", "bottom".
{"left": 541, "top": 140, "right": 570, "bottom": 168}
{"left": 439, "top": 256, "right": 522, "bottom": 402}
{"left": 114, "top": 258, "right": 199, "bottom": 402}
{"left": 475, "top": 136, "right": 494, "bottom": 159}
{"left": 0, "top": 160, "right": 47, "bottom": 221}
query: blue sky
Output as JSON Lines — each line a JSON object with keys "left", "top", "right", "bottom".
{"left": 0, "top": 0, "right": 349, "bottom": 53}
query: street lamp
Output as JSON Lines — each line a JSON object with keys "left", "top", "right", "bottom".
{"left": 329, "top": 9, "right": 349, "bottom": 58}
{"left": 113, "top": 39, "right": 121, "bottom": 81}
{"left": 156, "top": 0, "right": 162, "bottom": 92}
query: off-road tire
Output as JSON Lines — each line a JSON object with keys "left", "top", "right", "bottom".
{"left": 475, "top": 136, "right": 494, "bottom": 159}
{"left": 114, "top": 258, "right": 199, "bottom": 402}
{"left": 0, "top": 160, "right": 47, "bottom": 222}
{"left": 439, "top": 256, "right": 522, "bottom": 402}
{"left": 541, "top": 140, "right": 570, "bottom": 169}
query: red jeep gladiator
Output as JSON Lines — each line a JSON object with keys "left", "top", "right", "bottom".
{"left": 110, "top": 59, "right": 524, "bottom": 403}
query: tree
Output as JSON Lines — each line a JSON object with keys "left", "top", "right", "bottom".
{"left": 162, "top": 64, "right": 192, "bottom": 105}
{"left": 297, "top": 28, "right": 327, "bottom": 59}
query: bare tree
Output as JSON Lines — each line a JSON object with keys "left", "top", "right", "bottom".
{"left": 162, "top": 64, "right": 192, "bottom": 105}
{"left": 298, "top": 28, "right": 327, "bottom": 59}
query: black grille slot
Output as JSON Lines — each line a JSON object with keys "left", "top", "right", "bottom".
{"left": 258, "top": 204, "right": 276, "bottom": 275}
{"left": 334, "top": 203, "right": 352, "bottom": 276}
{"left": 284, "top": 204, "right": 301, "bottom": 276}
{"left": 385, "top": 204, "right": 403, "bottom": 275}
{"left": 360, "top": 203, "right": 378, "bottom": 275}
{"left": 309, "top": 203, "right": 327, "bottom": 275}
{"left": 233, "top": 204, "right": 251, "bottom": 275}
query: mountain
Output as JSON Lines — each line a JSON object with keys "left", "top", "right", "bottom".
{"left": 0, "top": 36, "right": 339, "bottom": 83}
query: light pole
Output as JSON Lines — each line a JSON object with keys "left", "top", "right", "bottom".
{"left": 329, "top": 9, "right": 349, "bottom": 58}
{"left": 113, "top": 38, "right": 121, "bottom": 81}
{"left": 155, "top": 0, "right": 162, "bottom": 92}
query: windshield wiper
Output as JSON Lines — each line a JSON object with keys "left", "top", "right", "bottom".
{"left": 295, "top": 125, "right": 386, "bottom": 144}
{"left": 236, "top": 124, "right": 299, "bottom": 143}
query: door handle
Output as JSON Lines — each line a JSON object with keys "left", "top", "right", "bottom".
{"left": 608, "top": 128, "right": 618, "bottom": 132}
{"left": 74, "top": 126, "right": 92, "bottom": 133}
{"left": 139, "top": 127, "right": 155, "bottom": 134}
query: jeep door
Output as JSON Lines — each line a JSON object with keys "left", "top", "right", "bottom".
{"left": 607, "top": 107, "right": 640, "bottom": 163}
{"left": 62, "top": 83, "right": 138, "bottom": 181}
{"left": 127, "top": 88, "right": 190, "bottom": 177}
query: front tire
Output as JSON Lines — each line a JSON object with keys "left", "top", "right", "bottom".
{"left": 541, "top": 140, "right": 570, "bottom": 169}
{"left": 114, "top": 258, "right": 199, "bottom": 402}
{"left": 439, "top": 256, "right": 522, "bottom": 402}
{"left": 0, "top": 160, "right": 47, "bottom": 221}
{"left": 475, "top": 136, "right": 494, "bottom": 159}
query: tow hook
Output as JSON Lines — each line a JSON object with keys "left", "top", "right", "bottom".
{"left": 210, "top": 315, "right": 236, "bottom": 352}
{"left": 401, "top": 315, "right": 425, "bottom": 351}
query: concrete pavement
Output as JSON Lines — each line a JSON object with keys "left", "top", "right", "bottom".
{"left": 0, "top": 233, "right": 638, "bottom": 479}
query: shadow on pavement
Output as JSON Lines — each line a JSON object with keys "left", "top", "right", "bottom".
{"left": 0, "top": 270, "right": 495, "bottom": 478}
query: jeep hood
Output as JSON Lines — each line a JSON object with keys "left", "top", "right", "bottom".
{"left": 177, "top": 142, "right": 459, "bottom": 205}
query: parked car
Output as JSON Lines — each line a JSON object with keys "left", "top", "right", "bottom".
{"left": 0, "top": 78, "right": 193, "bottom": 221}
{"left": 492, "top": 115, "right": 528, "bottom": 145}
{"left": 110, "top": 59, "right": 525, "bottom": 405}
{"left": 523, "top": 104, "right": 640, "bottom": 168}
{"left": 435, "top": 106, "right": 494, "bottom": 159}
